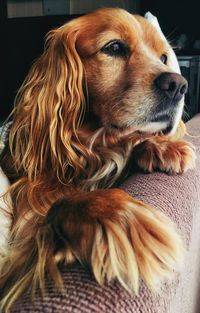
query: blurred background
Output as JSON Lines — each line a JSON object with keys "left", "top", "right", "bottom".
{"left": 0, "top": 0, "right": 200, "bottom": 121}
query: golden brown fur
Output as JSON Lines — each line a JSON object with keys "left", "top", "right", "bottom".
{"left": 0, "top": 8, "right": 196, "bottom": 312}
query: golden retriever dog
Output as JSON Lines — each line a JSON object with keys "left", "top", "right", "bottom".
{"left": 0, "top": 8, "right": 196, "bottom": 312}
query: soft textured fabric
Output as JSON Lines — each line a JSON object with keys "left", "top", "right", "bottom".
{"left": 0, "top": 122, "right": 12, "bottom": 155}
{"left": 0, "top": 167, "right": 11, "bottom": 258}
{"left": 11, "top": 114, "right": 200, "bottom": 313}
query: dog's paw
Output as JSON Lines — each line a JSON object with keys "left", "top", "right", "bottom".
{"left": 48, "top": 189, "right": 184, "bottom": 292}
{"left": 157, "top": 140, "right": 196, "bottom": 174}
{"left": 134, "top": 137, "right": 196, "bottom": 174}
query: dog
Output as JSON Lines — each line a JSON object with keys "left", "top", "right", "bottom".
{"left": 0, "top": 8, "right": 196, "bottom": 312}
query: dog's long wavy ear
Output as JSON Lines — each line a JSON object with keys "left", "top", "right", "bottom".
{"left": 9, "top": 21, "right": 86, "bottom": 181}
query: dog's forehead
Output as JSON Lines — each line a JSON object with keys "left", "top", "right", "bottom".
{"left": 77, "top": 9, "right": 167, "bottom": 56}
{"left": 134, "top": 16, "right": 167, "bottom": 53}
{"left": 80, "top": 9, "right": 142, "bottom": 42}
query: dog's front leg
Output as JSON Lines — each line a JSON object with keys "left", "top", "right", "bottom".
{"left": 131, "top": 123, "right": 196, "bottom": 174}
{"left": 46, "top": 188, "right": 183, "bottom": 292}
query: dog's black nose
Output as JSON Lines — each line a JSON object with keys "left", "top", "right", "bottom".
{"left": 154, "top": 72, "right": 188, "bottom": 101}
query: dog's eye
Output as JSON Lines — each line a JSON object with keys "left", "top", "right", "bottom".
{"left": 160, "top": 54, "right": 168, "bottom": 64}
{"left": 101, "top": 40, "right": 129, "bottom": 57}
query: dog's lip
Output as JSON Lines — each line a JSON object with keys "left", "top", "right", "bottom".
{"left": 109, "top": 123, "right": 153, "bottom": 137}
{"left": 110, "top": 124, "right": 138, "bottom": 133}
{"left": 161, "top": 124, "right": 173, "bottom": 135}
{"left": 109, "top": 111, "right": 175, "bottom": 137}
{"left": 150, "top": 114, "right": 169, "bottom": 123}
{"left": 149, "top": 114, "right": 174, "bottom": 134}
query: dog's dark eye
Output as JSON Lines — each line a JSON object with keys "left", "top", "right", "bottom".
{"left": 101, "top": 40, "right": 129, "bottom": 57}
{"left": 160, "top": 54, "right": 168, "bottom": 64}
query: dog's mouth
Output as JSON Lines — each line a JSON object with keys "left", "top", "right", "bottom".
{"left": 148, "top": 114, "right": 174, "bottom": 134}
{"left": 108, "top": 94, "right": 184, "bottom": 137}
{"left": 110, "top": 115, "right": 174, "bottom": 136}
{"left": 110, "top": 123, "right": 139, "bottom": 136}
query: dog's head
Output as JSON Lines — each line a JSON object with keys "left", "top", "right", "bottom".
{"left": 75, "top": 8, "right": 187, "bottom": 135}
{"left": 10, "top": 8, "right": 187, "bottom": 179}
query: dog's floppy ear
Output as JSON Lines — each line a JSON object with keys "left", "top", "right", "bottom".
{"left": 9, "top": 21, "right": 86, "bottom": 181}
{"left": 144, "top": 12, "right": 181, "bottom": 74}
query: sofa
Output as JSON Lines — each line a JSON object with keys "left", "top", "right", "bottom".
{"left": 11, "top": 114, "right": 200, "bottom": 313}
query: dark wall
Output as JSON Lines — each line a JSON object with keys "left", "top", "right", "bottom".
{"left": 0, "top": 14, "right": 78, "bottom": 120}
{"left": 140, "top": 0, "right": 200, "bottom": 41}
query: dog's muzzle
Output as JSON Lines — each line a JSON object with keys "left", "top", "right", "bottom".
{"left": 148, "top": 72, "right": 188, "bottom": 134}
